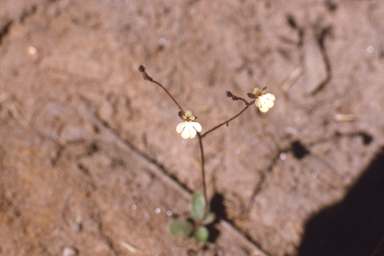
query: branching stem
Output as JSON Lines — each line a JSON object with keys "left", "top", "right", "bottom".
{"left": 201, "top": 100, "right": 254, "bottom": 138}
{"left": 139, "top": 66, "right": 255, "bottom": 215}
{"left": 139, "top": 65, "right": 185, "bottom": 114}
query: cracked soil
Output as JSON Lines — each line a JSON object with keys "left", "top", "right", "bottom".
{"left": 1, "top": 0, "right": 384, "bottom": 255}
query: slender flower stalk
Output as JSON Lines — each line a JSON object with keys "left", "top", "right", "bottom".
{"left": 201, "top": 95, "right": 255, "bottom": 138}
{"left": 197, "top": 132, "right": 207, "bottom": 210}
{"left": 139, "top": 65, "right": 185, "bottom": 114}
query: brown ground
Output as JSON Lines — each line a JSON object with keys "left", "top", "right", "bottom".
{"left": 1, "top": 0, "right": 384, "bottom": 255}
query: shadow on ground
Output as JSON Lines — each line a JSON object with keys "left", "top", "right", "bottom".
{"left": 298, "top": 147, "right": 384, "bottom": 256}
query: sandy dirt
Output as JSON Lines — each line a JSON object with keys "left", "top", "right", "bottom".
{"left": 0, "top": 0, "right": 384, "bottom": 255}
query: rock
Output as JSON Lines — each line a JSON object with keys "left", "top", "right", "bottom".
{"left": 63, "top": 247, "right": 78, "bottom": 256}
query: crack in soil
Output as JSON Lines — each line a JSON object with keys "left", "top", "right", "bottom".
{"left": 246, "top": 130, "right": 354, "bottom": 214}
{"left": 246, "top": 147, "right": 286, "bottom": 216}
{"left": 0, "top": 1, "right": 48, "bottom": 45}
{"left": 247, "top": 126, "right": 374, "bottom": 215}
{"left": 307, "top": 130, "right": 374, "bottom": 147}
{"left": 51, "top": 144, "right": 65, "bottom": 166}
{"left": 19, "top": 5, "right": 37, "bottom": 24}
{"left": 97, "top": 218, "right": 118, "bottom": 256}
{"left": 79, "top": 98, "right": 194, "bottom": 195}
{"left": 0, "top": 21, "right": 13, "bottom": 45}
{"left": 311, "top": 26, "right": 333, "bottom": 96}
{"left": 76, "top": 163, "right": 97, "bottom": 190}
{"left": 286, "top": 14, "right": 305, "bottom": 47}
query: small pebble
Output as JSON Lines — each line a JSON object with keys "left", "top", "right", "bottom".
{"left": 27, "top": 46, "right": 39, "bottom": 61}
{"left": 159, "top": 38, "right": 166, "bottom": 45}
{"left": 63, "top": 247, "right": 78, "bottom": 256}
{"left": 27, "top": 46, "right": 37, "bottom": 56}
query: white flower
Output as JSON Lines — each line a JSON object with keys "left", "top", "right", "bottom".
{"left": 255, "top": 93, "right": 275, "bottom": 113}
{"left": 176, "top": 110, "right": 202, "bottom": 139}
{"left": 176, "top": 121, "right": 202, "bottom": 139}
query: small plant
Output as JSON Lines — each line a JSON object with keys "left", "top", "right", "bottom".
{"left": 169, "top": 191, "right": 215, "bottom": 243}
{"left": 138, "top": 65, "right": 275, "bottom": 243}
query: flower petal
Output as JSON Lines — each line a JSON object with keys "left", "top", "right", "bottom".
{"left": 265, "top": 99, "right": 274, "bottom": 108}
{"left": 176, "top": 122, "right": 186, "bottom": 133}
{"left": 259, "top": 97, "right": 267, "bottom": 109}
{"left": 259, "top": 106, "right": 269, "bottom": 112}
{"left": 263, "top": 93, "right": 275, "bottom": 101}
{"left": 181, "top": 126, "right": 191, "bottom": 139}
{"left": 255, "top": 98, "right": 262, "bottom": 108}
{"left": 190, "top": 127, "right": 197, "bottom": 138}
{"left": 191, "top": 122, "right": 202, "bottom": 132}
{"left": 255, "top": 94, "right": 275, "bottom": 113}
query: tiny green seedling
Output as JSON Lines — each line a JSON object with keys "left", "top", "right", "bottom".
{"left": 169, "top": 191, "right": 216, "bottom": 243}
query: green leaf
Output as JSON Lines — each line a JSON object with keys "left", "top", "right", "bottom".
{"left": 168, "top": 219, "right": 193, "bottom": 238}
{"left": 202, "top": 212, "right": 216, "bottom": 225}
{"left": 193, "top": 226, "right": 209, "bottom": 243}
{"left": 190, "top": 191, "right": 206, "bottom": 221}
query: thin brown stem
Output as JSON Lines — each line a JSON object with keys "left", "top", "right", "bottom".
{"left": 201, "top": 100, "right": 255, "bottom": 138}
{"left": 237, "top": 97, "right": 249, "bottom": 105}
{"left": 226, "top": 91, "right": 250, "bottom": 105}
{"left": 139, "top": 65, "right": 185, "bottom": 113}
{"left": 197, "top": 132, "right": 208, "bottom": 211}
